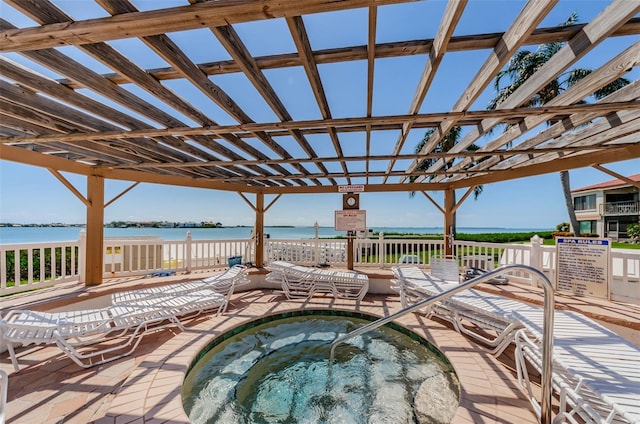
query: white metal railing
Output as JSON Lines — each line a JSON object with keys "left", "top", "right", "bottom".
{"left": 0, "top": 240, "right": 80, "bottom": 295}
{"left": 1, "top": 233, "right": 639, "bottom": 304}
{"left": 266, "top": 239, "right": 347, "bottom": 265}
{"left": 600, "top": 200, "right": 639, "bottom": 216}
{"left": 102, "top": 234, "right": 252, "bottom": 277}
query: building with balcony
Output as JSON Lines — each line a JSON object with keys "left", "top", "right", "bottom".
{"left": 571, "top": 173, "right": 640, "bottom": 240}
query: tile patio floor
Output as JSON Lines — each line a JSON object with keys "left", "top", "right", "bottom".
{"left": 2, "top": 270, "right": 638, "bottom": 424}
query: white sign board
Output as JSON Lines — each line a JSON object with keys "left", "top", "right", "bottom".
{"left": 338, "top": 184, "right": 365, "bottom": 193}
{"left": 104, "top": 245, "right": 122, "bottom": 265}
{"left": 555, "top": 237, "right": 610, "bottom": 299}
{"left": 334, "top": 210, "right": 366, "bottom": 231}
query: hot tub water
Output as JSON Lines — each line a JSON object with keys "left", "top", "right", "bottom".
{"left": 183, "top": 312, "right": 459, "bottom": 423}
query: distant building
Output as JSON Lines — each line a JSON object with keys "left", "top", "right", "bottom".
{"left": 178, "top": 222, "right": 198, "bottom": 228}
{"left": 571, "top": 173, "right": 640, "bottom": 240}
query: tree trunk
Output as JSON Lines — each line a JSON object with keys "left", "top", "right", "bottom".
{"left": 560, "top": 170, "right": 580, "bottom": 236}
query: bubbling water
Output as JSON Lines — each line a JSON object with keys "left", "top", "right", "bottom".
{"left": 183, "top": 313, "right": 459, "bottom": 424}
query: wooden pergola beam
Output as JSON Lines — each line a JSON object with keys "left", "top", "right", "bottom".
{"left": 401, "top": 0, "right": 559, "bottom": 180}
{"left": 411, "top": 0, "right": 640, "bottom": 181}
{"left": 384, "top": 0, "right": 467, "bottom": 181}
{"left": 4, "top": 100, "right": 636, "bottom": 145}
{"left": 0, "top": 0, "right": 414, "bottom": 52}
{"left": 51, "top": 19, "right": 640, "bottom": 89}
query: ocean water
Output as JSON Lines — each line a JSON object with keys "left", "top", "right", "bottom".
{"left": 0, "top": 226, "right": 552, "bottom": 244}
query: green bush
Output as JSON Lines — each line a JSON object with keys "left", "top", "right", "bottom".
{"left": 455, "top": 231, "right": 554, "bottom": 243}
{"left": 3, "top": 247, "right": 79, "bottom": 284}
{"left": 628, "top": 223, "right": 640, "bottom": 242}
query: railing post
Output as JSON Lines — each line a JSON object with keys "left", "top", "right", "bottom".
{"left": 530, "top": 235, "right": 543, "bottom": 287}
{"left": 79, "top": 230, "right": 86, "bottom": 284}
{"left": 314, "top": 221, "right": 320, "bottom": 267}
{"left": 379, "top": 232, "right": 385, "bottom": 269}
{"left": 185, "top": 231, "right": 192, "bottom": 273}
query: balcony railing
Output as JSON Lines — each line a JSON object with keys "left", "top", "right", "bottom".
{"left": 600, "top": 200, "right": 639, "bottom": 216}
{"left": 1, "top": 233, "right": 639, "bottom": 304}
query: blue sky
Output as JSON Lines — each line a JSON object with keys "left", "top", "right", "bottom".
{"left": 0, "top": 1, "right": 638, "bottom": 229}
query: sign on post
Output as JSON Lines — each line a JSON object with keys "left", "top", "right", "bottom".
{"left": 338, "top": 185, "right": 365, "bottom": 193}
{"left": 334, "top": 210, "right": 366, "bottom": 231}
{"left": 555, "top": 237, "right": 610, "bottom": 299}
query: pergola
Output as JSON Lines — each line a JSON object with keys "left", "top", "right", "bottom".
{"left": 1, "top": 0, "right": 639, "bottom": 285}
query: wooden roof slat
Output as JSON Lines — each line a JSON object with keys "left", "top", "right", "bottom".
{"left": 445, "top": 143, "right": 640, "bottom": 191}
{"left": 93, "top": 0, "right": 300, "bottom": 185}
{"left": 0, "top": 33, "right": 278, "bottom": 182}
{"left": 0, "top": 80, "right": 123, "bottom": 133}
{"left": 53, "top": 18, "right": 640, "bottom": 89}
{"left": 452, "top": 111, "right": 640, "bottom": 182}
{"left": 0, "top": 59, "right": 254, "bottom": 170}
{"left": 95, "top": 0, "right": 310, "bottom": 185}
{"left": 209, "top": 22, "right": 328, "bottom": 184}
{"left": 383, "top": 0, "right": 467, "bottom": 182}
{"left": 163, "top": 143, "right": 636, "bottom": 184}
{"left": 0, "top": 0, "right": 414, "bottom": 52}
{"left": 4, "top": 100, "right": 637, "bottom": 146}
{"left": 110, "top": 144, "right": 610, "bottom": 171}
{"left": 436, "top": 41, "right": 640, "bottom": 180}
{"left": 6, "top": 0, "right": 215, "bottom": 128}
{"left": 285, "top": 16, "right": 346, "bottom": 183}
{"left": 365, "top": 6, "right": 377, "bottom": 183}
{"left": 511, "top": 113, "right": 640, "bottom": 168}
{"left": 1, "top": 49, "right": 232, "bottom": 166}
{"left": 0, "top": 57, "right": 143, "bottom": 130}
{"left": 414, "top": 0, "right": 640, "bottom": 180}
{"left": 0, "top": 100, "right": 87, "bottom": 134}
{"left": 402, "top": 0, "right": 559, "bottom": 180}
{"left": 493, "top": 97, "right": 640, "bottom": 171}
{"left": 1, "top": 0, "right": 638, "bottom": 195}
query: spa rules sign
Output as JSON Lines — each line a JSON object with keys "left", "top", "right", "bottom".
{"left": 555, "top": 237, "right": 611, "bottom": 299}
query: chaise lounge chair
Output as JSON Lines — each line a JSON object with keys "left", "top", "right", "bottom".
{"left": 266, "top": 261, "right": 369, "bottom": 300}
{"left": 513, "top": 309, "right": 640, "bottom": 424}
{"left": 1, "top": 303, "right": 185, "bottom": 370}
{"left": 112, "top": 265, "right": 249, "bottom": 314}
{"left": 1, "top": 272, "right": 235, "bottom": 371}
{"left": 392, "top": 265, "right": 538, "bottom": 355}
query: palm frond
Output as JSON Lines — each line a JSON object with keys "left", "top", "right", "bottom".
{"left": 565, "top": 68, "right": 591, "bottom": 87}
{"left": 594, "top": 77, "right": 631, "bottom": 99}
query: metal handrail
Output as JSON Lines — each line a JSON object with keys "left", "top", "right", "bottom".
{"left": 329, "top": 264, "right": 555, "bottom": 424}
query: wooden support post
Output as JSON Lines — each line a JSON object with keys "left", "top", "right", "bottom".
{"left": 255, "top": 193, "right": 265, "bottom": 268}
{"left": 347, "top": 231, "right": 354, "bottom": 270}
{"left": 85, "top": 175, "right": 104, "bottom": 286}
{"left": 444, "top": 188, "right": 455, "bottom": 257}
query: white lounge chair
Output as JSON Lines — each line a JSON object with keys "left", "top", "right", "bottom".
{"left": 266, "top": 261, "right": 369, "bottom": 300}
{"left": 429, "top": 255, "right": 460, "bottom": 283}
{"left": 1, "top": 304, "right": 184, "bottom": 370}
{"left": 392, "top": 265, "right": 537, "bottom": 355}
{"left": 391, "top": 265, "right": 459, "bottom": 315}
{"left": 513, "top": 309, "right": 640, "bottom": 424}
{"left": 266, "top": 261, "right": 317, "bottom": 298}
{"left": 1, "top": 277, "right": 230, "bottom": 371}
{"left": 112, "top": 289, "right": 226, "bottom": 319}
{"left": 112, "top": 265, "right": 249, "bottom": 314}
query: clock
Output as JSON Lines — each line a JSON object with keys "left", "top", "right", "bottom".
{"left": 343, "top": 193, "right": 359, "bottom": 209}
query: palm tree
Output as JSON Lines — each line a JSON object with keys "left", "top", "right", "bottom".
{"left": 410, "top": 126, "right": 483, "bottom": 236}
{"left": 489, "top": 13, "right": 629, "bottom": 236}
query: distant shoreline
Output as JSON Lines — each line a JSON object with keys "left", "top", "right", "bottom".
{"left": 0, "top": 225, "right": 555, "bottom": 244}
{"left": 0, "top": 223, "right": 297, "bottom": 229}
